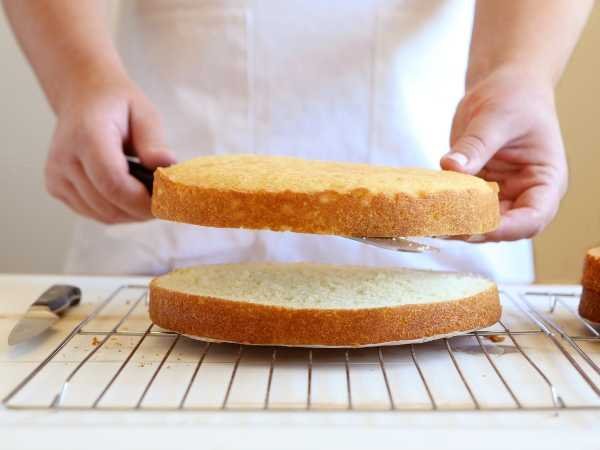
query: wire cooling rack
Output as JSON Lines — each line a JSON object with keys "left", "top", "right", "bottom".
{"left": 3, "top": 285, "right": 600, "bottom": 412}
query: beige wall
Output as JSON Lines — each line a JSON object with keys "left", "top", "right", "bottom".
{"left": 0, "top": 10, "right": 74, "bottom": 273}
{"left": 533, "top": 6, "right": 600, "bottom": 283}
{"left": 0, "top": 3, "right": 117, "bottom": 274}
{"left": 0, "top": 5, "right": 599, "bottom": 281}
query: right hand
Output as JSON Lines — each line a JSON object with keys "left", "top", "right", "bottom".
{"left": 45, "top": 76, "right": 176, "bottom": 223}
{"left": 440, "top": 67, "right": 567, "bottom": 242}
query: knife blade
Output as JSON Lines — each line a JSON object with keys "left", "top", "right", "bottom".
{"left": 345, "top": 236, "right": 439, "bottom": 253}
{"left": 8, "top": 285, "right": 81, "bottom": 346}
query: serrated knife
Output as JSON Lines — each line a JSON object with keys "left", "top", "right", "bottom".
{"left": 8, "top": 285, "right": 81, "bottom": 346}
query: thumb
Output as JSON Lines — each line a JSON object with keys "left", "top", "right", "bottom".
{"left": 130, "top": 98, "right": 176, "bottom": 169}
{"left": 441, "top": 112, "right": 508, "bottom": 175}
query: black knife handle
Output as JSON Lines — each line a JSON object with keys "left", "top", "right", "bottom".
{"left": 34, "top": 285, "right": 81, "bottom": 314}
{"left": 127, "top": 157, "right": 155, "bottom": 195}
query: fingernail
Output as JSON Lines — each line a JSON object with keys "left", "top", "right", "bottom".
{"left": 444, "top": 152, "right": 469, "bottom": 167}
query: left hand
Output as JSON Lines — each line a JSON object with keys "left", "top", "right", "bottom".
{"left": 440, "top": 68, "right": 568, "bottom": 242}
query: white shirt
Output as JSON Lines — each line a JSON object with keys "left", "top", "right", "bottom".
{"left": 65, "top": 0, "right": 534, "bottom": 283}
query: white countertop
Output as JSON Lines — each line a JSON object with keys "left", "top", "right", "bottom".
{"left": 1, "top": 274, "right": 599, "bottom": 450}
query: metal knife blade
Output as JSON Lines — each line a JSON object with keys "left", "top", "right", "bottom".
{"left": 8, "top": 285, "right": 81, "bottom": 346}
{"left": 345, "top": 236, "right": 439, "bottom": 253}
{"left": 7, "top": 306, "right": 60, "bottom": 346}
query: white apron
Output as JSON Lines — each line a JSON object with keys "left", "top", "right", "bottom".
{"left": 65, "top": 0, "right": 534, "bottom": 283}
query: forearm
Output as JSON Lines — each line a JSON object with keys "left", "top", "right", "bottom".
{"left": 2, "top": 0, "right": 127, "bottom": 113}
{"left": 467, "top": 0, "right": 594, "bottom": 88}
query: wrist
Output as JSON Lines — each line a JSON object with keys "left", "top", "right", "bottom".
{"left": 53, "top": 61, "right": 133, "bottom": 116}
{"left": 466, "top": 63, "right": 555, "bottom": 96}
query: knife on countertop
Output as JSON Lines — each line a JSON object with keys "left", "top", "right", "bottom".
{"left": 8, "top": 285, "right": 81, "bottom": 346}
{"left": 126, "top": 156, "right": 438, "bottom": 253}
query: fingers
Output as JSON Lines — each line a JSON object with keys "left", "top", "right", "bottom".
{"left": 130, "top": 98, "right": 176, "bottom": 169}
{"left": 80, "top": 127, "right": 153, "bottom": 220}
{"left": 449, "top": 100, "right": 466, "bottom": 148}
{"left": 68, "top": 159, "right": 136, "bottom": 222}
{"left": 44, "top": 83, "right": 173, "bottom": 224}
{"left": 485, "top": 184, "right": 560, "bottom": 242}
{"left": 445, "top": 183, "right": 559, "bottom": 243}
{"left": 46, "top": 155, "right": 138, "bottom": 223}
{"left": 52, "top": 178, "right": 104, "bottom": 221}
{"left": 484, "top": 208, "right": 545, "bottom": 242}
{"left": 441, "top": 111, "right": 513, "bottom": 175}
{"left": 46, "top": 167, "right": 123, "bottom": 223}
{"left": 46, "top": 104, "right": 154, "bottom": 222}
{"left": 444, "top": 209, "right": 545, "bottom": 243}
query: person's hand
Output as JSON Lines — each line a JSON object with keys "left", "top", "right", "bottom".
{"left": 440, "top": 68, "right": 568, "bottom": 242}
{"left": 45, "top": 75, "right": 175, "bottom": 223}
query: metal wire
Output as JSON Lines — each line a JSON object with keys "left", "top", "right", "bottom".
{"left": 136, "top": 334, "right": 181, "bottom": 409}
{"left": 306, "top": 349, "right": 313, "bottom": 410}
{"left": 3, "top": 286, "right": 144, "bottom": 407}
{"left": 551, "top": 296, "right": 600, "bottom": 337}
{"left": 378, "top": 348, "right": 395, "bottom": 410}
{"left": 344, "top": 350, "right": 353, "bottom": 410}
{"left": 410, "top": 344, "right": 437, "bottom": 410}
{"left": 178, "top": 342, "right": 210, "bottom": 409}
{"left": 504, "top": 291, "right": 600, "bottom": 398}
{"left": 445, "top": 339, "right": 480, "bottom": 410}
{"left": 263, "top": 349, "right": 277, "bottom": 410}
{"left": 534, "top": 306, "right": 600, "bottom": 375}
{"left": 92, "top": 323, "right": 154, "bottom": 408}
{"left": 473, "top": 332, "right": 522, "bottom": 408}
{"left": 497, "top": 319, "right": 565, "bottom": 409}
{"left": 52, "top": 288, "right": 149, "bottom": 408}
{"left": 221, "top": 346, "right": 244, "bottom": 409}
{"left": 4, "top": 285, "right": 600, "bottom": 413}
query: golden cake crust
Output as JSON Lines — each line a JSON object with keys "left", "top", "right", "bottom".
{"left": 151, "top": 155, "right": 500, "bottom": 237}
{"left": 579, "top": 247, "right": 600, "bottom": 322}
{"left": 149, "top": 280, "right": 501, "bottom": 348}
